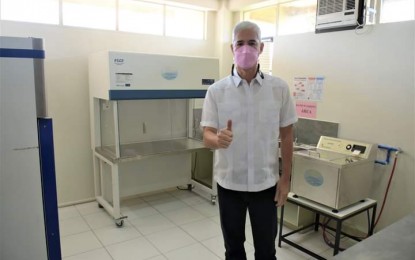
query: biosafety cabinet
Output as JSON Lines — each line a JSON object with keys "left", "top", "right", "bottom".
{"left": 89, "top": 51, "right": 218, "bottom": 226}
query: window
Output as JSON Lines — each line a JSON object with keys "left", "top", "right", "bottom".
{"left": 62, "top": 0, "right": 116, "bottom": 30}
{"left": 165, "top": 6, "right": 205, "bottom": 39}
{"left": 243, "top": 6, "right": 277, "bottom": 38}
{"left": 380, "top": 0, "right": 414, "bottom": 23}
{"left": 278, "top": 0, "right": 316, "bottom": 35}
{"left": 0, "top": 0, "right": 59, "bottom": 24}
{"left": 0, "top": 0, "right": 207, "bottom": 40}
{"left": 243, "top": 7, "right": 277, "bottom": 75}
{"left": 118, "top": 0, "right": 163, "bottom": 35}
{"left": 260, "top": 37, "right": 274, "bottom": 75}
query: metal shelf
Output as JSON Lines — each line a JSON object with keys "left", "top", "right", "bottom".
{"left": 95, "top": 138, "right": 207, "bottom": 163}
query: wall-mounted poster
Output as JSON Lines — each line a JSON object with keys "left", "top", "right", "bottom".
{"left": 293, "top": 76, "right": 325, "bottom": 101}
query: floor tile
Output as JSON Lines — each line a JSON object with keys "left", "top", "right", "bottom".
{"left": 106, "top": 237, "right": 161, "bottom": 260}
{"left": 210, "top": 215, "right": 221, "bottom": 225}
{"left": 83, "top": 211, "right": 115, "bottom": 229}
{"left": 121, "top": 202, "right": 159, "bottom": 220}
{"left": 319, "top": 247, "right": 337, "bottom": 259}
{"left": 191, "top": 201, "right": 220, "bottom": 217}
{"left": 59, "top": 216, "right": 91, "bottom": 237}
{"left": 59, "top": 206, "right": 81, "bottom": 220}
{"left": 148, "top": 196, "right": 189, "bottom": 213}
{"left": 337, "top": 237, "right": 359, "bottom": 249}
{"left": 145, "top": 227, "right": 197, "bottom": 253}
{"left": 60, "top": 231, "right": 102, "bottom": 258}
{"left": 141, "top": 192, "right": 174, "bottom": 202}
{"left": 130, "top": 213, "right": 176, "bottom": 235}
{"left": 121, "top": 196, "right": 145, "bottom": 207}
{"left": 180, "top": 218, "right": 222, "bottom": 241}
{"left": 162, "top": 206, "right": 205, "bottom": 226}
{"left": 75, "top": 201, "right": 103, "bottom": 216}
{"left": 245, "top": 241, "right": 255, "bottom": 255}
{"left": 63, "top": 248, "right": 112, "bottom": 260}
{"left": 288, "top": 229, "right": 331, "bottom": 255}
{"left": 59, "top": 190, "right": 337, "bottom": 260}
{"left": 201, "top": 235, "right": 225, "bottom": 259}
{"left": 164, "top": 243, "right": 221, "bottom": 260}
{"left": 201, "top": 235, "right": 254, "bottom": 260}
{"left": 168, "top": 189, "right": 196, "bottom": 199}
{"left": 170, "top": 190, "right": 209, "bottom": 206}
{"left": 276, "top": 245, "right": 310, "bottom": 260}
{"left": 147, "top": 255, "right": 168, "bottom": 260}
{"left": 245, "top": 225, "right": 254, "bottom": 245}
{"left": 93, "top": 220, "right": 142, "bottom": 246}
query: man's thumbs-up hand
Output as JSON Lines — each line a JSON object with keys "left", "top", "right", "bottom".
{"left": 227, "top": 119, "right": 232, "bottom": 131}
{"left": 217, "top": 119, "right": 233, "bottom": 149}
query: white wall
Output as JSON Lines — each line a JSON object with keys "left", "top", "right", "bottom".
{"left": 273, "top": 21, "right": 415, "bottom": 230}
{"left": 0, "top": 15, "right": 217, "bottom": 205}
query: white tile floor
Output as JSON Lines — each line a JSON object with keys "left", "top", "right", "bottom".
{"left": 59, "top": 189, "right": 345, "bottom": 260}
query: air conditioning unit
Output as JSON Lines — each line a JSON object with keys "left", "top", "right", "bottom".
{"left": 315, "top": 0, "right": 366, "bottom": 33}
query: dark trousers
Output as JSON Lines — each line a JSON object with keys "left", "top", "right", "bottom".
{"left": 217, "top": 184, "right": 278, "bottom": 260}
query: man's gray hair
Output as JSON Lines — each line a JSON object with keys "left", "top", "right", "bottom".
{"left": 232, "top": 21, "right": 262, "bottom": 42}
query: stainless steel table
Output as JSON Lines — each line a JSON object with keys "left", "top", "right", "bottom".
{"left": 331, "top": 211, "right": 415, "bottom": 260}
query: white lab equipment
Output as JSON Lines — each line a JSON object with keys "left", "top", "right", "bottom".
{"left": 0, "top": 36, "right": 61, "bottom": 259}
{"left": 291, "top": 136, "right": 377, "bottom": 210}
{"left": 89, "top": 51, "right": 219, "bottom": 226}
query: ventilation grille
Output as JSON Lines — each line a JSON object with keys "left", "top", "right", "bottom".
{"left": 318, "top": 0, "right": 356, "bottom": 15}
{"left": 345, "top": 0, "right": 356, "bottom": 10}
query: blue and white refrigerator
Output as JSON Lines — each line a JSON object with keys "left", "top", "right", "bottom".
{"left": 0, "top": 36, "right": 61, "bottom": 260}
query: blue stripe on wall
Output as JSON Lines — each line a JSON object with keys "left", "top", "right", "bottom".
{"left": 0, "top": 48, "right": 45, "bottom": 59}
{"left": 109, "top": 89, "right": 207, "bottom": 100}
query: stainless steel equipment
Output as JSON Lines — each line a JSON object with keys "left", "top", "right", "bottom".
{"left": 291, "top": 136, "right": 377, "bottom": 210}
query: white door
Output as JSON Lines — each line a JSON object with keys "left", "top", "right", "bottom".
{"left": 0, "top": 42, "right": 48, "bottom": 260}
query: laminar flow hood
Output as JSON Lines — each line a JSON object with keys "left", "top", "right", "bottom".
{"left": 88, "top": 51, "right": 219, "bottom": 100}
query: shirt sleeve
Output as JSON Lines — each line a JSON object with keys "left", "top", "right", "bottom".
{"left": 200, "top": 86, "right": 219, "bottom": 129}
{"left": 280, "top": 83, "right": 298, "bottom": 127}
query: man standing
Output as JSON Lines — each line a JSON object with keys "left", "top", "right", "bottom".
{"left": 201, "top": 21, "right": 298, "bottom": 260}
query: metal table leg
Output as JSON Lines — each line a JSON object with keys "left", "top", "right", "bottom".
{"left": 334, "top": 219, "right": 342, "bottom": 255}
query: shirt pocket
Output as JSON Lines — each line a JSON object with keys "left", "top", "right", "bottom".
{"left": 217, "top": 101, "right": 241, "bottom": 129}
{"left": 259, "top": 102, "right": 279, "bottom": 127}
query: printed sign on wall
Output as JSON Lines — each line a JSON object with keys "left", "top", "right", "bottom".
{"left": 293, "top": 76, "right": 325, "bottom": 101}
{"left": 296, "top": 101, "right": 317, "bottom": 119}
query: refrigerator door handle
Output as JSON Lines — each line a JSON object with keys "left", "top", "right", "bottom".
{"left": 13, "top": 146, "right": 39, "bottom": 151}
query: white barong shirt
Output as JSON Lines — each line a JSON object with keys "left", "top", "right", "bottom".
{"left": 201, "top": 70, "right": 298, "bottom": 192}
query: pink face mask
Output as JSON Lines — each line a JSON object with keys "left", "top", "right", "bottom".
{"left": 234, "top": 45, "right": 259, "bottom": 69}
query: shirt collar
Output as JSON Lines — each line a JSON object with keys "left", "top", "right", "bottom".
{"left": 231, "top": 67, "right": 264, "bottom": 87}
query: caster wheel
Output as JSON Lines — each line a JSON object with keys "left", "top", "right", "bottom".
{"left": 211, "top": 196, "right": 217, "bottom": 205}
{"left": 115, "top": 220, "right": 124, "bottom": 228}
{"left": 98, "top": 204, "right": 103, "bottom": 208}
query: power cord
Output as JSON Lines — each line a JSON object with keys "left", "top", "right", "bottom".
{"left": 321, "top": 151, "right": 400, "bottom": 249}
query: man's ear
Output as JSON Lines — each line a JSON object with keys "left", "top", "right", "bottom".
{"left": 230, "top": 44, "right": 235, "bottom": 54}
{"left": 259, "top": 42, "right": 265, "bottom": 55}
